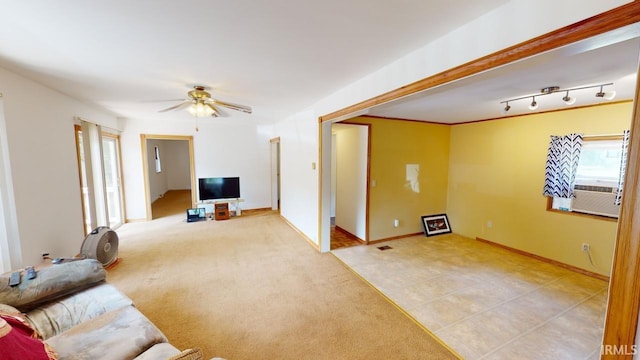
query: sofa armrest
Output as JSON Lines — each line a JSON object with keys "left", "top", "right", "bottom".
{"left": 0, "top": 259, "right": 106, "bottom": 311}
{"left": 45, "top": 305, "right": 168, "bottom": 359}
{"left": 24, "top": 282, "right": 133, "bottom": 339}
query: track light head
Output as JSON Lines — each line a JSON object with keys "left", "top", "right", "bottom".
{"left": 562, "top": 91, "right": 576, "bottom": 105}
{"left": 503, "top": 102, "right": 511, "bottom": 113}
{"left": 595, "top": 86, "right": 616, "bottom": 100}
{"left": 528, "top": 97, "right": 538, "bottom": 110}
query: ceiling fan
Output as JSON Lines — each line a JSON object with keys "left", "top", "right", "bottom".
{"left": 158, "top": 85, "right": 252, "bottom": 117}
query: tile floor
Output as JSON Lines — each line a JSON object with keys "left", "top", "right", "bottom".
{"left": 332, "top": 233, "right": 608, "bottom": 359}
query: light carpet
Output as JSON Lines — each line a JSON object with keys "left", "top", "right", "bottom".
{"left": 107, "top": 211, "right": 458, "bottom": 359}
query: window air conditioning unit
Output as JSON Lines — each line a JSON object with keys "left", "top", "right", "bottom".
{"left": 572, "top": 186, "right": 620, "bottom": 218}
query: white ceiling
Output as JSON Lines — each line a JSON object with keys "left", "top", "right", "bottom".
{"left": 0, "top": 0, "right": 509, "bottom": 121}
{"left": 0, "top": 2, "right": 637, "bottom": 124}
{"left": 366, "top": 24, "right": 640, "bottom": 123}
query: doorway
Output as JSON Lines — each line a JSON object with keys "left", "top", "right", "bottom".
{"left": 331, "top": 123, "right": 370, "bottom": 250}
{"left": 141, "top": 135, "right": 196, "bottom": 220}
{"left": 270, "top": 137, "right": 281, "bottom": 211}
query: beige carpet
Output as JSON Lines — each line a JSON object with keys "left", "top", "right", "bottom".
{"left": 107, "top": 211, "right": 458, "bottom": 359}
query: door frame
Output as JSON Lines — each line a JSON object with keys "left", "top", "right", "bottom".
{"left": 140, "top": 134, "right": 196, "bottom": 221}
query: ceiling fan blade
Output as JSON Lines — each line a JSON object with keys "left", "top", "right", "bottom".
{"left": 210, "top": 99, "right": 252, "bottom": 114}
{"left": 205, "top": 103, "right": 220, "bottom": 117}
{"left": 140, "top": 98, "right": 187, "bottom": 103}
{"left": 158, "top": 100, "right": 192, "bottom": 113}
{"left": 211, "top": 104, "right": 230, "bottom": 117}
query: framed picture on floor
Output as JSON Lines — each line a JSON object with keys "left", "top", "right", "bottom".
{"left": 421, "top": 214, "right": 451, "bottom": 237}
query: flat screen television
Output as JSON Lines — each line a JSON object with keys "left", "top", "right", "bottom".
{"left": 198, "top": 177, "right": 240, "bottom": 201}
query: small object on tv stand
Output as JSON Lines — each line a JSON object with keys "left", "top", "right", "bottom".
{"left": 214, "top": 202, "right": 230, "bottom": 220}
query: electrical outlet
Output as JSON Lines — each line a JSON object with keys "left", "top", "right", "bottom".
{"left": 581, "top": 243, "right": 590, "bottom": 252}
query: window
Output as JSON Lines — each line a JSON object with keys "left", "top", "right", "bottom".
{"left": 550, "top": 136, "right": 623, "bottom": 219}
{"left": 574, "top": 139, "right": 622, "bottom": 187}
{"left": 154, "top": 146, "right": 162, "bottom": 173}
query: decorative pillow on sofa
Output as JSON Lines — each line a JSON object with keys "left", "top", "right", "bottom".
{"left": 0, "top": 314, "right": 57, "bottom": 360}
{"left": 0, "top": 260, "right": 106, "bottom": 311}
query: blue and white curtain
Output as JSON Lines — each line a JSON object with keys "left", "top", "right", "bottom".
{"left": 542, "top": 133, "right": 583, "bottom": 198}
{"left": 615, "top": 129, "right": 631, "bottom": 206}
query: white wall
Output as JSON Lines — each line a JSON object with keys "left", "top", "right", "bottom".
{"left": 335, "top": 125, "right": 367, "bottom": 240}
{"left": 146, "top": 139, "right": 169, "bottom": 202}
{"left": 274, "top": 0, "right": 630, "bottom": 247}
{"left": 0, "top": 67, "right": 120, "bottom": 268}
{"left": 121, "top": 112, "right": 276, "bottom": 220}
{"left": 274, "top": 109, "right": 320, "bottom": 243}
{"left": 165, "top": 140, "right": 191, "bottom": 190}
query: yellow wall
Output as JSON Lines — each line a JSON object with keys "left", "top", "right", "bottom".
{"left": 349, "top": 117, "right": 450, "bottom": 241}
{"left": 447, "top": 102, "right": 633, "bottom": 276}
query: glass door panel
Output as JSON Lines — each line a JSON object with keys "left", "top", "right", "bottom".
{"left": 102, "top": 136, "right": 123, "bottom": 229}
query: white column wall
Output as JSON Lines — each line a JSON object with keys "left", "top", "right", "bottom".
{"left": 274, "top": 109, "right": 320, "bottom": 244}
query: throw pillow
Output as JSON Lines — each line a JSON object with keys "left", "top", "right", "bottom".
{"left": 168, "top": 348, "right": 204, "bottom": 360}
{"left": 0, "top": 314, "right": 57, "bottom": 360}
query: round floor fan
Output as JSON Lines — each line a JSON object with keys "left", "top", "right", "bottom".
{"left": 80, "top": 226, "right": 119, "bottom": 267}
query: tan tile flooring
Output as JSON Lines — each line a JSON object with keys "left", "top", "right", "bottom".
{"left": 332, "top": 233, "right": 608, "bottom": 359}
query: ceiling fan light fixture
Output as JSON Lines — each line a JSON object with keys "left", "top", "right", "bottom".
{"left": 528, "top": 97, "right": 538, "bottom": 110}
{"left": 188, "top": 100, "right": 214, "bottom": 117}
{"left": 158, "top": 84, "right": 252, "bottom": 117}
{"left": 562, "top": 91, "right": 576, "bottom": 105}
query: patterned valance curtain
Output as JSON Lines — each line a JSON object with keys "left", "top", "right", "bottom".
{"left": 615, "top": 129, "right": 631, "bottom": 206}
{"left": 542, "top": 133, "right": 583, "bottom": 198}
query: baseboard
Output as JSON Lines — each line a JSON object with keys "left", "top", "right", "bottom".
{"left": 240, "top": 207, "right": 273, "bottom": 215}
{"left": 334, "top": 226, "right": 366, "bottom": 244}
{"left": 368, "top": 232, "right": 424, "bottom": 245}
{"left": 125, "top": 218, "right": 146, "bottom": 223}
{"left": 280, "top": 215, "right": 320, "bottom": 251}
{"left": 476, "top": 237, "right": 609, "bottom": 282}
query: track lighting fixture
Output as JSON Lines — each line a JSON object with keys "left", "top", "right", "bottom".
{"left": 500, "top": 82, "right": 614, "bottom": 113}
{"left": 562, "top": 91, "right": 576, "bottom": 105}
{"left": 595, "top": 85, "right": 616, "bottom": 100}
{"left": 503, "top": 101, "right": 511, "bottom": 113}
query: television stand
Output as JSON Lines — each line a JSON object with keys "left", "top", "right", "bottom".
{"left": 199, "top": 198, "right": 243, "bottom": 217}
{"left": 223, "top": 199, "right": 244, "bottom": 216}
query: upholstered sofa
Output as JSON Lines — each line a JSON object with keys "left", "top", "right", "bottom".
{"left": 0, "top": 259, "right": 211, "bottom": 360}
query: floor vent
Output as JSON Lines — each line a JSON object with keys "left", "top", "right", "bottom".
{"left": 377, "top": 245, "right": 392, "bottom": 251}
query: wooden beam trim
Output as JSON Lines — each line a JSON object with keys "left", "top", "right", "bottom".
{"left": 602, "top": 51, "right": 640, "bottom": 356}
{"left": 320, "top": 2, "right": 640, "bottom": 123}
